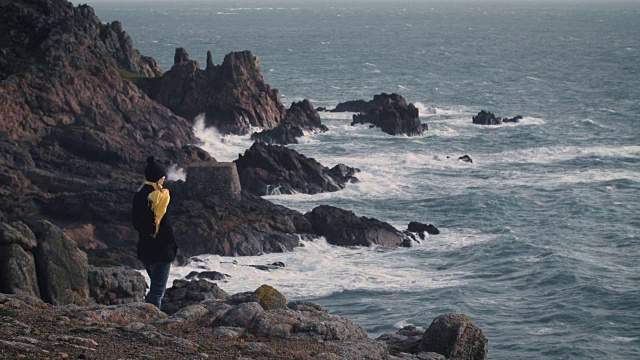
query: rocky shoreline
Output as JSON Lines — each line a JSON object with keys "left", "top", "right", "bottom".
{"left": 0, "top": 0, "right": 491, "bottom": 358}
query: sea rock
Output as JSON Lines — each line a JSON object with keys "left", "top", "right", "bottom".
{"left": 30, "top": 221, "right": 90, "bottom": 305}
{"left": 252, "top": 99, "right": 328, "bottom": 145}
{"left": 407, "top": 222, "right": 440, "bottom": 240}
{"left": 472, "top": 110, "right": 522, "bottom": 125}
{"left": 305, "top": 205, "right": 409, "bottom": 247}
{"left": 246, "top": 262, "right": 285, "bottom": 271}
{"left": 162, "top": 279, "right": 230, "bottom": 315}
{"left": 87, "top": 265, "right": 147, "bottom": 305}
{"left": 420, "top": 313, "right": 488, "bottom": 360}
{"left": 135, "top": 48, "right": 286, "bottom": 134}
{"left": 185, "top": 271, "right": 230, "bottom": 281}
{"left": 234, "top": 142, "right": 359, "bottom": 195}
{"left": 351, "top": 93, "right": 428, "bottom": 136}
{"left": 458, "top": 155, "right": 473, "bottom": 164}
{"left": 331, "top": 100, "right": 378, "bottom": 113}
{"left": 247, "top": 308, "right": 369, "bottom": 341}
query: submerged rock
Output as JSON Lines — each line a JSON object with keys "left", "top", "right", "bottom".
{"left": 407, "top": 222, "right": 440, "bottom": 239}
{"left": 458, "top": 155, "right": 473, "bottom": 164}
{"left": 305, "top": 205, "right": 410, "bottom": 247}
{"left": 472, "top": 110, "right": 522, "bottom": 125}
{"left": 185, "top": 271, "right": 230, "bottom": 281}
{"left": 331, "top": 99, "right": 378, "bottom": 113}
{"left": 351, "top": 93, "right": 428, "bottom": 136}
{"left": 234, "top": 142, "right": 359, "bottom": 195}
{"left": 252, "top": 99, "right": 328, "bottom": 145}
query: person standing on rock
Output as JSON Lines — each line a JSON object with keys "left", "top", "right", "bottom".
{"left": 132, "top": 156, "right": 178, "bottom": 309}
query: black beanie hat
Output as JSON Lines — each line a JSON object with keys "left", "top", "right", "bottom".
{"left": 145, "top": 156, "right": 167, "bottom": 182}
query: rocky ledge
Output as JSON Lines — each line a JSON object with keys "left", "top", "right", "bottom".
{"left": 0, "top": 283, "right": 488, "bottom": 360}
{"left": 252, "top": 99, "right": 329, "bottom": 145}
{"left": 235, "top": 142, "right": 359, "bottom": 195}
{"left": 472, "top": 110, "right": 523, "bottom": 125}
{"left": 350, "top": 93, "right": 428, "bottom": 136}
{"left": 135, "top": 48, "right": 286, "bottom": 134}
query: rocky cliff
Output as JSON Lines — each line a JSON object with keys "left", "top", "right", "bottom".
{"left": 135, "top": 48, "right": 286, "bottom": 135}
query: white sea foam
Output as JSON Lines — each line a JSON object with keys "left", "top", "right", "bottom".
{"left": 487, "top": 145, "right": 640, "bottom": 165}
{"left": 147, "top": 236, "right": 482, "bottom": 300}
{"left": 166, "top": 164, "right": 186, "bottom": 181}
{"left": 192, "top": 114, "right": 253, "bottom": 162}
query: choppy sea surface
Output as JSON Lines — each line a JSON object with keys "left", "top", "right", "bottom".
{"left": 89, "top": 1, "right": 640, "bottom": 358}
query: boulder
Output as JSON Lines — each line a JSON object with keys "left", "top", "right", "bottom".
{"left": 252, "top": 99, "right": 328, "bottom": 145}
{"left": 472, "top": 110, "right": 522, "bottom": 125}
{"left": 0, "top": 244, "right": 40, "bottom": 297}
{"left": 87, "top": 265, "right": 147, "bottom": 305}
{"left": 30, "top": 221, "right": 89, "bottom": 305}
{"left": 420, "top": 313, "right": 488, "bottom": 360}
{"left": 377, "top": 325, "right": 425, "bottom": 355}
{"left": 161, "top": 279, "right": 230, "bottom": 315}
{"left": 305, "top": 205, "right": 409, "bottom": 247}
{"left": 247, "top": 308, "right": 368, "bottom": 341}
{"left": 135, "top": 48, "right": 286, "bottom": 134}
{"left": 235, "top": 142, "right": 359, "bottom": 195}
{"left": 406, "top": 222, "right": 440, "bottom": 240}
{"left": 351, "top": 94, "right": 428, "bottom": 136}
{"left": 219, "top": 302, "right": 264, "bottom": 327}
{"left": 251, "top": 285, "right": 287, "bottom": 310}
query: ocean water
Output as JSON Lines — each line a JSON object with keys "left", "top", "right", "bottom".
{"left": 89, "top": 1, "right": 640, "bottom": 358}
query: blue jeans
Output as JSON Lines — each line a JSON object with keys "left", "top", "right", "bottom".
{"left": 144, "top": 262, "right": 171, "bottom": 309}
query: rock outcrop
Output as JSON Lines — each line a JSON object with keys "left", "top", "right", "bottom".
{"left": 31, "top": 221, "right": 90, "bottom": 305}
{"left": 135, "top": 48, "right": 286, "bottom": 134}
{"left": 234, "top": 142, "right": 359, "bottom": 195}
{"left": 252, "top": 99, "right": 328, "bottom": 145}
{"left": 407, "top": 222, "right": 440, "bottom": 240}
{"left": 351, "top": 93, "right": 428, "bottom": 136}
{"left": 0, "top": 222, "right": 40, "bottom": 297}
{"left": 305, "top": 205, "right": 411, "bottom": 247}
{"left": 331, "top": 99, "right": 378, "bottom": 113}
{"left": 420, "top": 313, "right": 488, "bottom": 360}
{"left": 472, "top": 110, "right": 522, "bottom": 125}
{"left": 87, "top": 265, "right": 147, "bottom": 305}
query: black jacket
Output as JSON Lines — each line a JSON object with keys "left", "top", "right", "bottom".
{"left": 132, "top": 184, "right": 178, "bottom": 264}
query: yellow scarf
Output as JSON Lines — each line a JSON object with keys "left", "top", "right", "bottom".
{"left": 144, "top": 181, "right": 170, "bottom": 237}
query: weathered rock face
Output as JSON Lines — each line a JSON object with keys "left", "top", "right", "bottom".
{"left": 0, "top": 242, "right": 40, "bottom": 297}
{"left": 87, "top": 265, "right": 147, "bottom": 305}
{"left": 420, "top": 313, "right": 488, "bottom": 360}
{"left": 136, "top": 48, "right": 286, "bottom": 135}
{"left": 331, "top": 100, "right": 378, "bottom": 113}
{"left": 0, "top": 0, "right": 203, "bottom": 263}
{"left": 350, "top": 94, "right": 428, "bottom": 136}
{"left": 472, "top": 110, "right": 522, "bottom": 125}
{"left": 305, "top": 205, "right": 410, "bottom": 247}
{"left": 30, "top": 221, "right": 90, "bottom": 305}
{"left": 251, "top": 284, "right": 287, "bottom": 310}
{"left": 235, "top": 142, "right": 359, "bottom": 196}
{"left": 252, "top": 99, "right": 328, "bottom": 145}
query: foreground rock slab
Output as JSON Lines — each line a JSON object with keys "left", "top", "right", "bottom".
{"left": 420, "top": 313, "right": 488, "bottom": 360}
